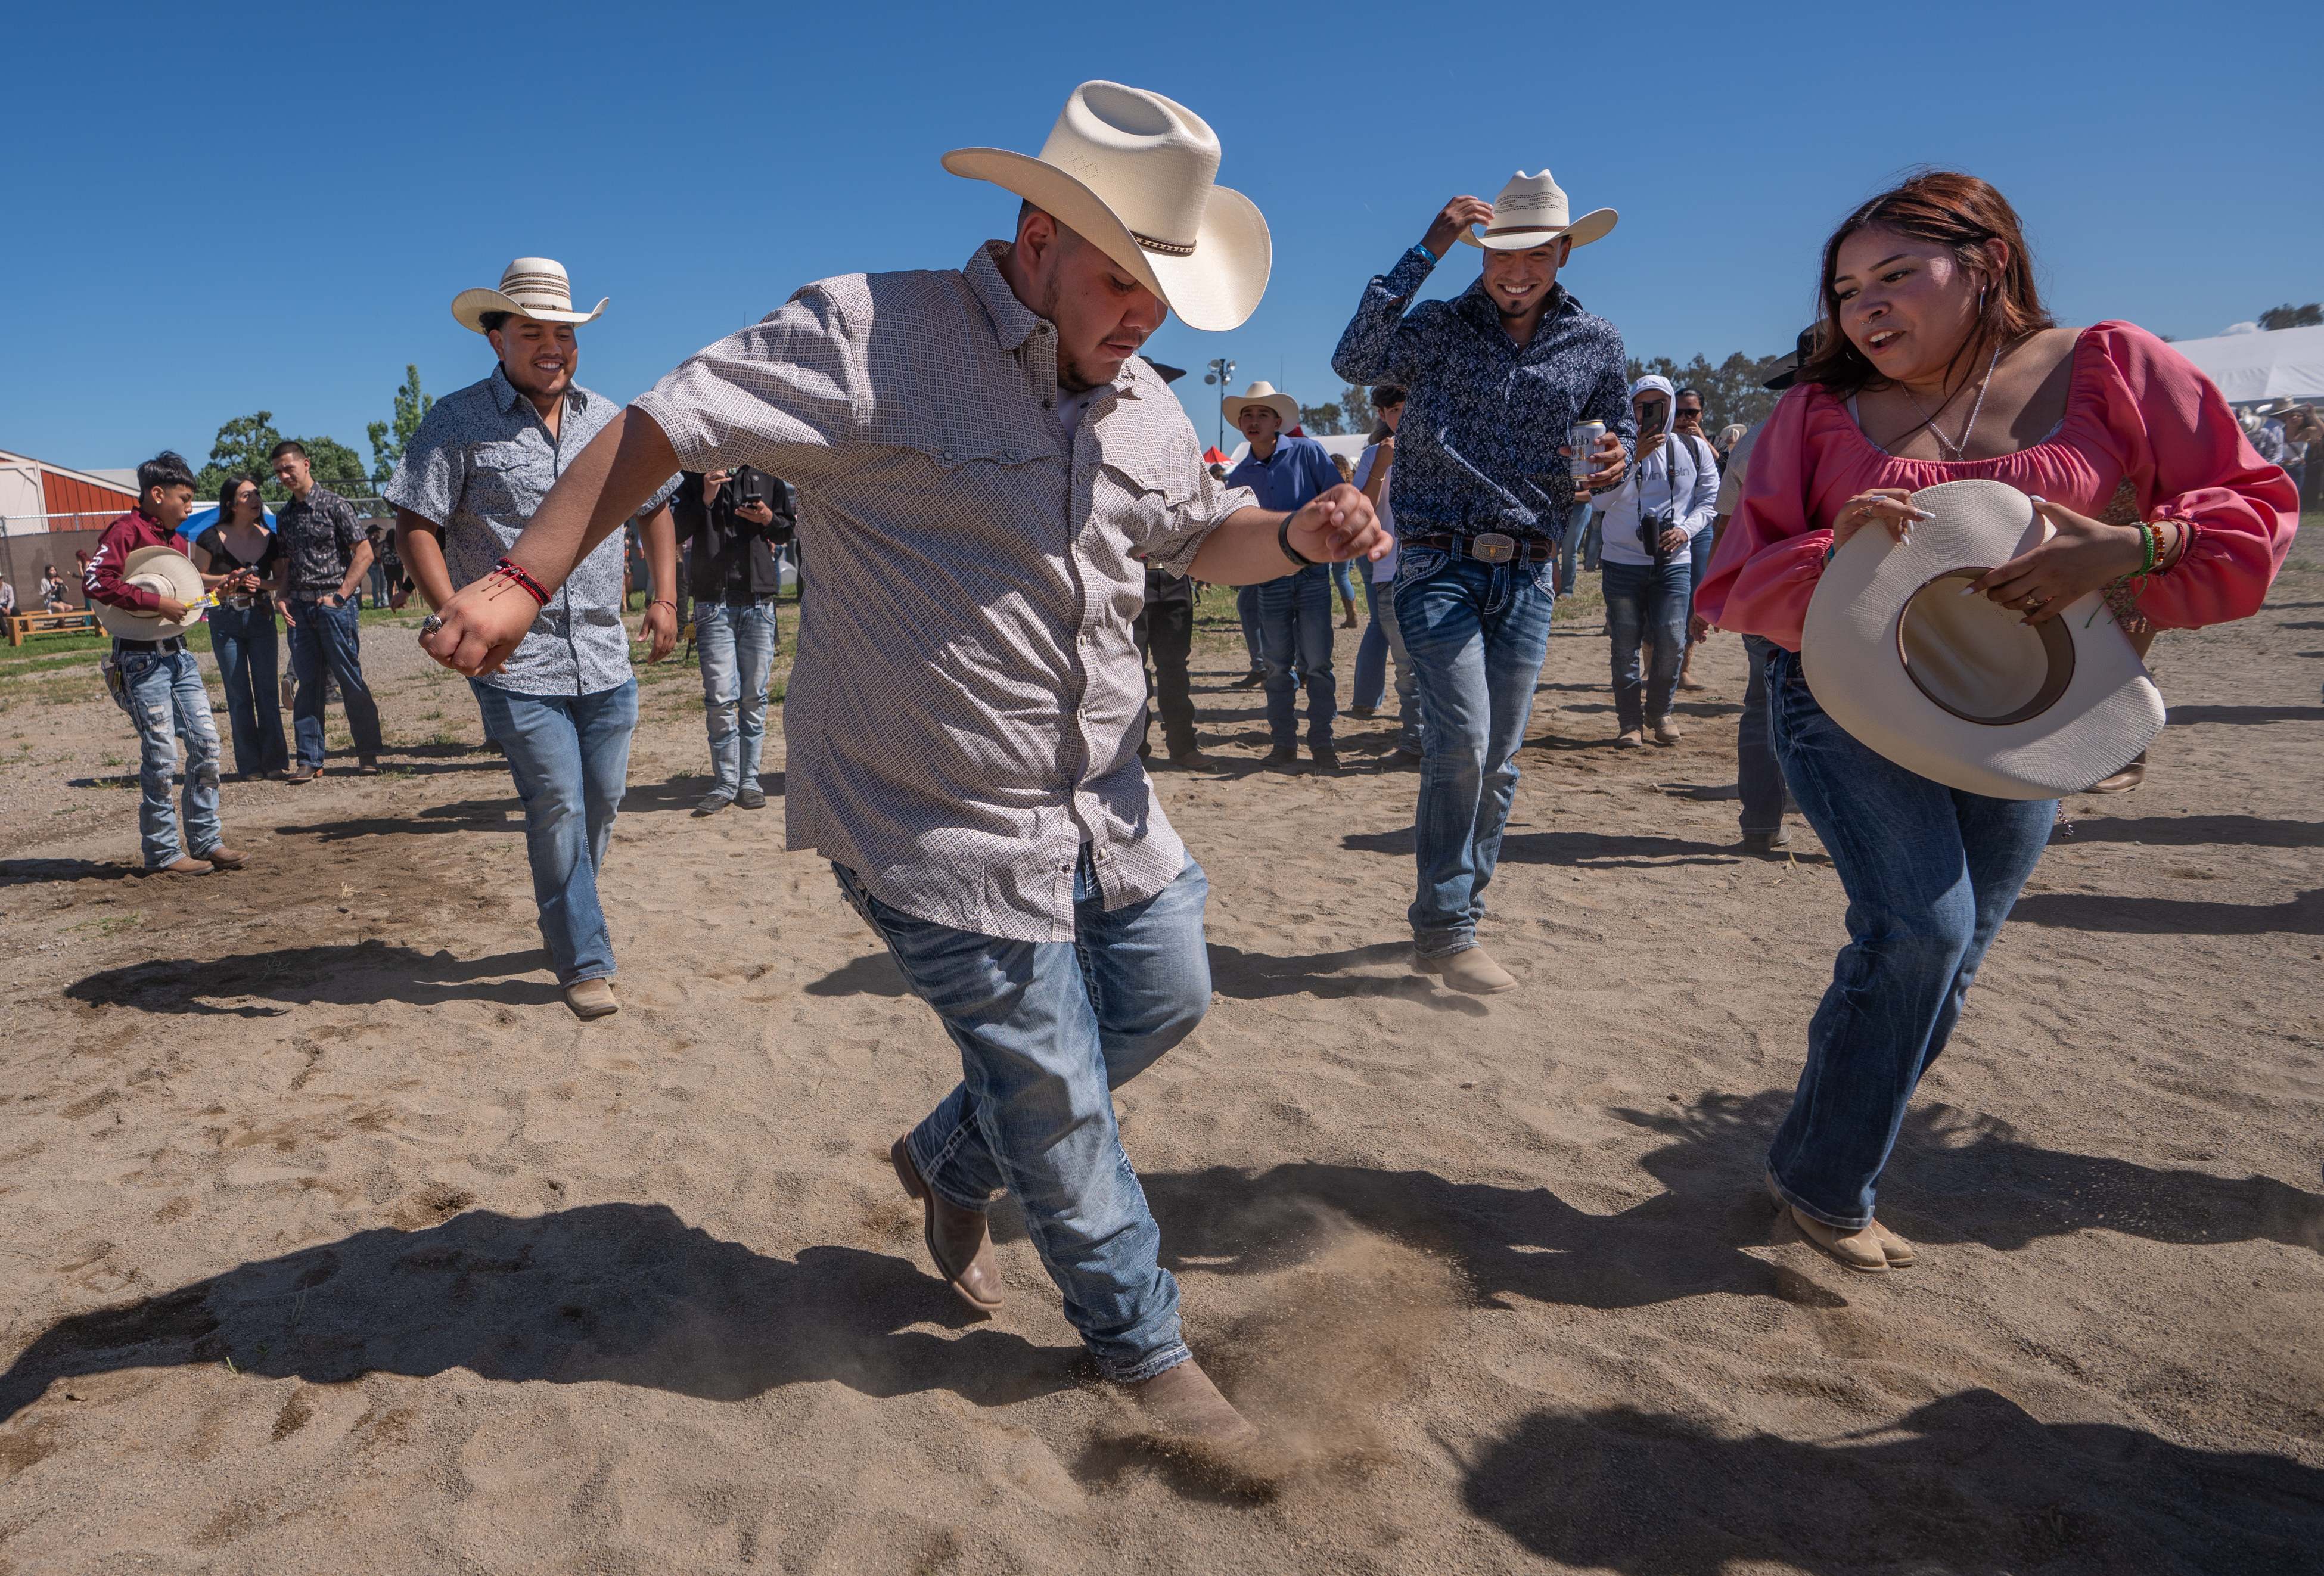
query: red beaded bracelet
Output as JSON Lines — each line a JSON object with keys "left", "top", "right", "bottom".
{"left": 492, "top": 557, "right": 551, "bottom": 606}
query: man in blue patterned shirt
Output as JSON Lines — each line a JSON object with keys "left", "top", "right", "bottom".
{"left": 1224, "top": 382, "right": 1346, "bottom": 772}
{"left": 389, "top": 257, "right": 679, "bottom": 1021}
{"left": 1333, "top": 172, "right": 1634, "bottom": 994}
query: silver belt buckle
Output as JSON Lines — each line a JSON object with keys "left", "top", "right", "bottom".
{"left": 1469, "top": 532, "right": 1517, "bottom": 564}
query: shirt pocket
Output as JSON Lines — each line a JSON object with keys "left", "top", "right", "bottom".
{"left": 467, "top": 440, "right": 553, "bottom": 518}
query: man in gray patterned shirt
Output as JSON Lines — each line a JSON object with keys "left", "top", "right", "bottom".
{"left": 389, "top": 257, "right": 678, "bottom": 1021}
{"left": 422, "top": 84, "right": 1385, "bottom": 1447}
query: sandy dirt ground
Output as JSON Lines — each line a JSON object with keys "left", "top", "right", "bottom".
{"left": 0, "top": 544, "right": 2317, "bottom": 1575}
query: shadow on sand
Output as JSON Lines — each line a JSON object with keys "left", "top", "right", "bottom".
{"left": 1464, "top": 1388, "right": 2323, "bottom": 1574}
{"left": 0, "top": 1203, "right": 1072, "bottom": 1427}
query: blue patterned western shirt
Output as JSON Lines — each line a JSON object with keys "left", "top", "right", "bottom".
{"left": 1332, "top": 244, "right": 1636, "bottom": 540}
{"left": 386, "top": 365, "right": 676, "bottom": 697}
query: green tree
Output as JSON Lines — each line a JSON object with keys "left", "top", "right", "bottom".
{"left": 1298, "top": 400, "right": 1346, "bottom": 434}
{"left": 1623, "top": 349, "right": 1794, "bottom": 439}
{"left": 367, "top": 364, "right": 434, "bottom": 481}
{"left": 191, "top": 412, "right": 369, "bottom": 508}
{"left": 2259, "top": 303, "right": 2323, "bottom": 331}
{"left": 1340, "top": 384, "right": 1377, "bottom": 437}
{"left": 194, "top": 411, "right": 284, "bottom": 503}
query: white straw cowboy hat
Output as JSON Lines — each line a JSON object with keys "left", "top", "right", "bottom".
{"left": 451, "top": 258, "right": 608, "bottom": 334}
{"left": 1222, "top": 381, "right": 1300, "bottom": 427}
{"left": 1802, "top": 479, "right": 2164, "bottom": 799}
{"left": 94, "top": 546, "right": 209, "bottom": 641}
{"left": 1458, "top": 169, "right": 1618, "bottom": 251}
{"left": 943, "top": 80, "right": 1272, "bottom": 332}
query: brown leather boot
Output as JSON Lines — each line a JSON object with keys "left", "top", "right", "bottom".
{"left": 1128, "top": 1358, "right": 1259, "bottom": 1448}
{"left": 891, "top": 1137, "right": 1003, "bottom": 1313}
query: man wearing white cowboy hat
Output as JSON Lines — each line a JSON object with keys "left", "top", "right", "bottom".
{"left": 1223, "top": 378, "right": 1349, "bottom": 771}
{"left": 84, "top": 450, "right": 252, "bottom": 875}
{"left": 387, "top": 257, "right": 680, "bottom": 1021}
{"left": 417, "top": 80, "right": 1386, "bottom": 1447}
{"left": 1333, "top": 169, "right": 1634, "bottom": 995}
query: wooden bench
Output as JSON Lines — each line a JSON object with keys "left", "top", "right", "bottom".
{"left": 6, "top": 611, "right": 98, "bottom": 646}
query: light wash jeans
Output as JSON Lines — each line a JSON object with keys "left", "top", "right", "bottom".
{"left": 469, "top": 678, "right": 638, "bottom": 986}
{"left": 1259, "top": 564, "right": 1337, "bottom": 749}
{"left": 1555, "top": 503, "right": 1600, "bottom": 596}
{"left": 1353, "top": 574, "right": 1422, "bottom": 753}
{"left": 118, "top": 646, "right": 223, "bottom": 868}
{"left": 694, "top": 599, "right": 778, "bottom": 796}
{"left": 1394, "top": 547, "right": 1559, "bottom": 957}
{"left": 835, "top": 853, "right": 1210, "bottom": 1384}
{"left": 1602, "top": 558, "right": 1693, "bottom": 732}
{"left": 1763, "top": 649, "right": 2053, "bottom": 1229}
{"left": 205, "top": 602, "right": 288, "bottom": 778}
{"left": 287, "top": 600, "right": 383, "bottom": 768}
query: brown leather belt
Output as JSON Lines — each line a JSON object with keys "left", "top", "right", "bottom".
{"left": 1409, "top": 531, "right": 1558, "bottom": 565}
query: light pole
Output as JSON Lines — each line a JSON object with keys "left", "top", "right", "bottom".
{"left": 1202, "top": 356, "right": 1236, "bottom": 454}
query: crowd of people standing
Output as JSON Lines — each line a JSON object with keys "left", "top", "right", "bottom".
{"left": 73, "top": 73, "right": 2299, "bottom": 1453}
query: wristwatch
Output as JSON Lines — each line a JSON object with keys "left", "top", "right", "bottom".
{"left": 1278, "top": 515, "right": 1316, "bottom": 569}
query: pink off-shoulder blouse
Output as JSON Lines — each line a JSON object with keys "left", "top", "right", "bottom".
{"left": 1698, "top": 322, "right": 2298, "bottom": 652}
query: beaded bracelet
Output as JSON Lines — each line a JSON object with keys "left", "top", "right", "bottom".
{"left": 492, "top": 557, "right": 551, "bottom": 606}
{"left": 2093, "top": 519, "right": 2162, "bottom": 633}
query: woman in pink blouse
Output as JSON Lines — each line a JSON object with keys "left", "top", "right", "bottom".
{"left": 1698, "top": 171, "right": 2295, "bottom": 1273}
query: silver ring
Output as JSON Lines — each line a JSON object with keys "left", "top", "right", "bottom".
{"left": 420, "top": 614, "right": 445, "bottom": 636}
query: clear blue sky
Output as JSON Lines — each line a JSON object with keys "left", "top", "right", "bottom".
{"left": 10, "top": 2, "right": 2315, "bottom": 474}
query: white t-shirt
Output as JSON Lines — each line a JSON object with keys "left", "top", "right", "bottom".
{"left": 1353, "top": 444, "right": 1399, "bottom": 582}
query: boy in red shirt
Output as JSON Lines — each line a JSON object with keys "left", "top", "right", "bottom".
{"left": 85, "top": 452, "right": 251, "bottom": 874}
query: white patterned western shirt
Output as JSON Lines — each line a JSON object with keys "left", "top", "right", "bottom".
{"left": 633, "top": 241, "right": 1258, "bottom": 941}
{"left": 386, "top": 365, "right": 676, "bottom": 697}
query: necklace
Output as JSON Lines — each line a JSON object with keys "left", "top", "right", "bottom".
{"left": 1902, "top": 338, "right": 2005, "bottom": 461}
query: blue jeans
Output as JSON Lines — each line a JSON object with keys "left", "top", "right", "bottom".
{"left": 1602, "top": 558, "right": 1692, "bottom": 732}
{"left": 1235, "top": 584, "right": 1262, "bottom": 673}
{"left": 1737, "top": 635, "right": 1788, "bottom": 835}
{"left": 287, "top": 601, "right": 383, "bottom": 768}
{"left": 1259, "top": 564, "right": 1336, "bottom": 749}
{"left": 1763, "top": 649, "right": 2053, "bottom": 1229}
{"left": 836, "top": 853, "right": 1210, "bottom": 1384}
{"left": 1353, "top": 574, "right": 1422, "bottom": 752}
{"left": 694, "top": 599, "right": 778, "bottom": 795}
{"left": 470, "top": 678, "right": 638, "bottom": 986}
{"left": 1330, "top": 558, "right": 1356, "bottom": 609}
{"left": 119, "top": 646, "right": 223, "bottom": 868}
{"left": 205, "top": 602, "right": 288, "bottom": 778}
{"left": 1555, "top": 503, "right": 1599, "bottom": 596}
{"left": 1395, "top": 548, "right": 1559, "bottom": 956}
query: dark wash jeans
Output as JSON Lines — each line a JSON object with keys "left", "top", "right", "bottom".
{"left": 1737, "top": 635, "right": 1788, "bottom": 836}
{"left": 1259, "top": 564, "right": 1336, "bottom": 749}
{"left": 835, "top": 852, "right": 1209, "bottom": 1384}
{"left": 287, "top": 599, "right": 383, "bottom": 767}
{"left": 1763, "top": 648, "right": 2053, "bottom": 1230}
{"left": 206, "top": 601, "right": 288, "bottom": 778}
{"left": 1394, "top": 545, "right": 1558, "bottom": 957}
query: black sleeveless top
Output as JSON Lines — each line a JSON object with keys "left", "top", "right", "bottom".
{"left": 196, "top": 524, "right": 282, "bottom": 610}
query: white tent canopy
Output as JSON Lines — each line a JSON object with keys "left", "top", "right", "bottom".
{"left": 2167, "top": 323, "right": 2324, "bottom": 403}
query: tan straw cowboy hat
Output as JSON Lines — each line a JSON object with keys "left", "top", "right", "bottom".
{"left": 1802, "top": 479, "right": 2163, "bottom": 798}
{"left": 94, "top": 546, "right": 209, "bottom": 641}
{"left": 1458, "top": 169, "right": 1618, "bottom": 251}
{"left": 943, "top": 80, "right": 1271, "bottom": 332}
{"left": 451, "top": 258, "right": 608, "bottom": 334}
{"left": 1222, "top": 381, "right": 1300, "bottom": 427}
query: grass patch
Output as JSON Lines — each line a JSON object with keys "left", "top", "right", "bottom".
{"left": 70, "top": 910, "right": 144, "bottom": 937}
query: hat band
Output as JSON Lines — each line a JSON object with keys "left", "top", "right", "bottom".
{"left": 1132, "top": 230, "right": 1195, "bottom": 258}
{"left": 1484, "top": 223, "right": 1568, "bottom": 237}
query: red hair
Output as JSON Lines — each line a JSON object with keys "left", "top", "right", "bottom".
{"left": 1800, "top": 170, "right": 2055, "bottom": 396}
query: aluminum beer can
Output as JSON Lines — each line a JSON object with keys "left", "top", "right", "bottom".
{"left": 1568, "top": 420, "right": 1607, "bottom": 478}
